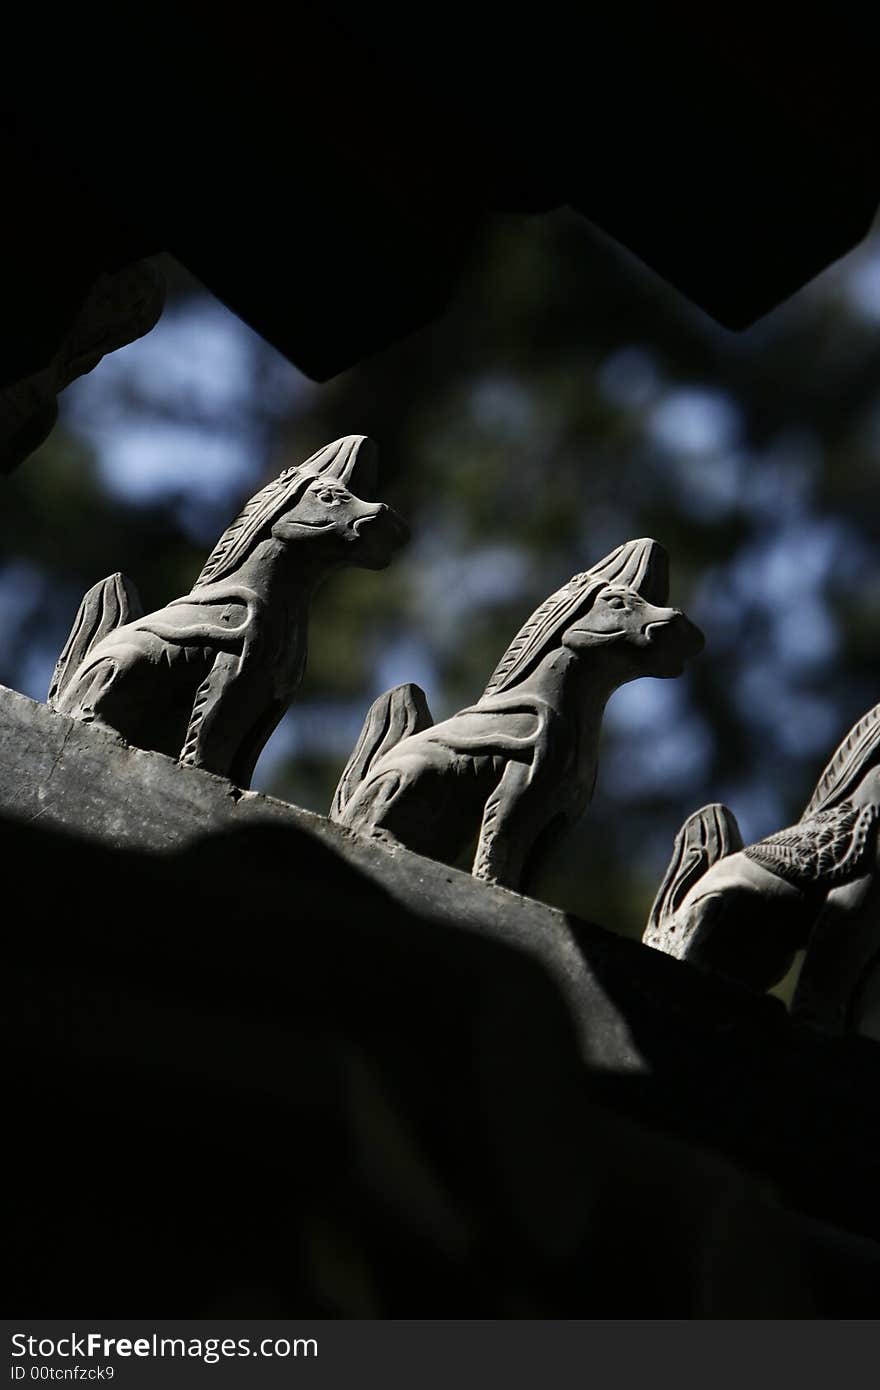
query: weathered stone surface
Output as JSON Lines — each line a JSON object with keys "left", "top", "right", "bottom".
{"left": 333, "top": 537, "right": 703, "bottom": 890}
{"left": 6, "top": 678, "right": 880, "bottom": 1314}
{"left": 50, "top": 435, "right": 408, "bottom": 786}
{"left": 5, "top": 675, "right": 878, "bottom": 1206}
{"left": 0, "top": 680, "right": 648, "bottom": 1070}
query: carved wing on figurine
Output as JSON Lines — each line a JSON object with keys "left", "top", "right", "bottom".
{"left": 645, "top": 803, "right": 743, "bottom": 947}
{"left": 331, "top": 683, "right": 434, "bottom": 820}
{"left": 744, "top": 803, "right": 877, "bottom": 888}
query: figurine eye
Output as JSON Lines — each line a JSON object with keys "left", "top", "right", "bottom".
{"left": 605, "top": 595, "right": 627, "bottom": 610}
{"left": 314, "top": 486, "right": 346, "bottom": 505}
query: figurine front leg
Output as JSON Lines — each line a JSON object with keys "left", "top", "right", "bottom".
{"left": 179, "top": 649, "right": 274, "bottom": 785}
{"left": 473, "top": 760, "right": 549, "bottom": 891}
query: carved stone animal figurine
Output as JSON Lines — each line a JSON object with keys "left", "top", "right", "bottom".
{"left": 49, "top": 435, "right": 408, "bottom": 786}
{"left": 645, "top": 701, "right": 880, "bottom": 1013}
{"left": 332, "top": 538, "right": 704, "bottom": 891}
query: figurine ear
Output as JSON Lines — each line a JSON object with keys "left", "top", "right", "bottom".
{"left": 304, "top": 434, "right": 378, "bottom": 495}
{"left": 588, "top": 537, "right": 669, "bottom": 604}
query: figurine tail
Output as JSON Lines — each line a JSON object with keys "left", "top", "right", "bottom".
{"left": 48, "top": 572, "right": 143, "bottom": 708}
{"left": 331, "top": 683, "right": 433, "bottom": 821}
{"left": 644, "top": 802, "right": 743, "bottom": 949}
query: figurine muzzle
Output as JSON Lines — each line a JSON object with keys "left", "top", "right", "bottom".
{"left": 641, "top": 605, "right": 704, "bottom": 672}
{"left": 351, "top": 501, "right": 410, "bottom": 566}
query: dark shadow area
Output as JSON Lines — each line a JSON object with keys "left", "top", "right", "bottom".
{"left": 6, "top": 807, "right": 880, "bottom": 1314}
{"left": 3, "top": 14, "right": 879, "bottom": 386}
{"left": 574, "top": 921, "right": 880, "bottom": 1241}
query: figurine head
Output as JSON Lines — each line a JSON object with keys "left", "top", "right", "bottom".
{"left": 269, "top": 472, "right": 409, "bottom": 569}
{"left": 561, "top": 584, "right": 704, "bottom": 678}
{"left": 193, "top": 435, "right": 408, "bottom": 586}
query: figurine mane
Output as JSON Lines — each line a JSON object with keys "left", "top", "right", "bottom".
{"left": 194, "top": 467, "right": 314, "bottom": 588}
{"left": 482, "top": 573, "right": 606, "bottom": 696}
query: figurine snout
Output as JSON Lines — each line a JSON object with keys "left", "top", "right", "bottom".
{"left": 352, "top": 501, "right": 409, "bottom": 544}
{"left": 643, "top": 606, "right": 704, "bottom": 657}
{"left": 350, "top": 501, "right": 410, "bottom": 568}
